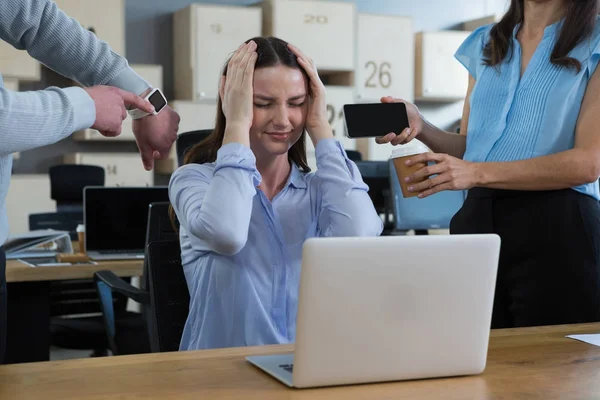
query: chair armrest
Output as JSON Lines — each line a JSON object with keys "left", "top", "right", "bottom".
{"left": 94, "top": 270, "right": 150, "bottom": 304}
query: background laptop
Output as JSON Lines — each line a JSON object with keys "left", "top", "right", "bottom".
{"left": 247, "top": 234, "right": 501, "bottom": 388}
{"left": 84, "top": 187, "right": 169, "bottom": 260}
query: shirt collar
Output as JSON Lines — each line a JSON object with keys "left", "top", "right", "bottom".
{"left": 287, "top": 162, "right": 307, "bottom": 189}
{"left": 513, "top": 17, "right": 564, "bottom": 40}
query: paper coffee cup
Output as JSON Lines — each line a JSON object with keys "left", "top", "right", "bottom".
{"left": 76, "top": 224, "right": 85, "bottom": 254}
{"left": 390, "top": 139, "right": 429, "bottom": 198}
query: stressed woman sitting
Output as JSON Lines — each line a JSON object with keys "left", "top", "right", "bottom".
{"left": 168, "top": 37, "right": 383, "bottom": 350}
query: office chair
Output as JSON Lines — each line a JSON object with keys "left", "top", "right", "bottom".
{"left": 345, "top": 150, "right": 363, "bottom": 162}
{"left": 29, "top": 165, "right": 105, "bottom": 241}
{"left": 145, "top": 239, "right": 189, "bottom": 353}
{"left": 94, "top": 202, "right": 178, "bottom": 355}
{"left": 49, "top": 164, "right": 104, "bottom": 213}
{"left": 29, "top": 164, "right": 122, "bottom": 357}
{"left": 176, "top": 129, "right": 213, "bottom": 167}
{"left": 354, "top": 161, "right": 394, "bottom": 234}
{"left": 387, "top": 159, "right": 466, "bottom": 233}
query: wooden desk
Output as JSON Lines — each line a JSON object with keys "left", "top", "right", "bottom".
{"left": 6, "top": 258, "right": 143, "bottom": 282}
{"left": 1, "top": 323, "right": 600, "bottom": 399}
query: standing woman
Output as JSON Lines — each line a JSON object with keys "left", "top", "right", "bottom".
{"left": 169, "top": 37, "right": 382, "bottom": 350}
{"left": 377, "top": 0, "right": 600, "bottom": 328}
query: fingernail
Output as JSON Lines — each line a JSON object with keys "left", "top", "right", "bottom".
{"left": 418, "top": 193, "right": 424, "bottom": 198}
{"left": 408, "top": 186, "right": 414, "bottom": 192}
{"left": 404, "top": 177, "right": 410, "bottom": 182}
{"left": 405, "top": 160, "right": 411, "bottom": 165}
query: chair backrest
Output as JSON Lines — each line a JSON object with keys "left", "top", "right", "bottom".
{"left": 49, "top": 164, "right": 104, "bottom": 212}
{"left": 176, "top": 130, "right": 213, "bottom": 167}
{"left": 140, "top": 202, "right": 178, "bottom": 293}
{"left": 146, "top": 239, "right": 189, "bottom": 353}
{"left": 388, "top": 159, "right": 466, "bottom": 231}
{"left": 345, "top": 150, "right": 363, "bottom": 162}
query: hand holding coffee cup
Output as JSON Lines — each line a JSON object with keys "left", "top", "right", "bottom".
{"left": 390, "top": 139, "right": 430, "bottom": 198}
{"left": 401, "top": 152, "right": 480, "bottom": 199}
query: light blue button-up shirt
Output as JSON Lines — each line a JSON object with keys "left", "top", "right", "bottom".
{"left": 455, "top": 16, "right": 600, "bottom": 199}
{"left": 169, "top": 138, "right": 383, "bottom": 350}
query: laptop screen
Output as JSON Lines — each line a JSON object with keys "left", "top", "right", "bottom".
{"left": 84, "top": 187, "right": 169, "bottom": 252}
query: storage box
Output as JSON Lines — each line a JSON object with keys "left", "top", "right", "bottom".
{"left": 173, "top": 4, "right": 262, "bottom": 101}
{"left": 262, "top": 0, "right": 355, "bottom": 73}
{"left": 415, "top": 31, "right": 471, "bottom": 101}
{"left": 356, "top": 14, "right": 414, "bottom": 103}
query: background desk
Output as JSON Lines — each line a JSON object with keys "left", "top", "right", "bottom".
{"left": 6, "top": 259, "right": 143, "bottom": 283}
{"left": 1, "top": 323, "right": 599, "bottom": 399}
{"left": 5, "top": 258, "right": 143, "bottom": 364}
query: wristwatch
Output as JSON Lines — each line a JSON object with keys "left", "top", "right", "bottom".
{"left": 128, "top": 88, "right": 168, "bottom": 119}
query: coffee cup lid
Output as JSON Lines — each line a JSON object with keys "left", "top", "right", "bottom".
{"left": 76, "top": 224, "right": 85, "bottom": 233}
{"left": 389, "top": 139, "right": 429, "bottom": 158}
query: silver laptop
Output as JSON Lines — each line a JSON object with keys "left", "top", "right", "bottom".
{"left": 247, "top": 234, "right": 501, "bottom": 388}
{"left": 83, "top": 187, "right": 169, "bottom": 260}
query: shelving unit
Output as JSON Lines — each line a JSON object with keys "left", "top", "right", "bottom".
{"left": 5, "top": 0, "right": 483, "bottom": 196}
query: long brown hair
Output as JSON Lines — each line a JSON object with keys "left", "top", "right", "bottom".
{"left": 169, "top": 36, "right": 311, "bottom": 232}
{"left": 183, "top": 36, "right": 311, "bottom": 170}
{"left": 483, "top": 0, "right": 598, "bottom": 72}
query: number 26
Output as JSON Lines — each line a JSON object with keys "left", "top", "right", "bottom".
{"left": 365, "top": 61, "right": 392, "bottom": 89}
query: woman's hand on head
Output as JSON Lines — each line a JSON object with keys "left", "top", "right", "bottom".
{"left": 220, "top": 41, "right": 258, "bottom": 135}
{"left": 375, "top": 97, "right": 424, "bottom": 146}
{"left": 288, "top": 43, "right": 333, "bottom": 143}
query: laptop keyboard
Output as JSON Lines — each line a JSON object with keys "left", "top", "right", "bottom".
{"left": 279, "top": 363, "right": 294, "bottom": 373}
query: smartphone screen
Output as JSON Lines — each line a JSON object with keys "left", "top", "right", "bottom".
{"left": 343, "top": 103, "right": 410, "bottom": 138}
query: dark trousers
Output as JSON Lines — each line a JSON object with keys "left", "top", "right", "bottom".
{"left": 0, "top": 246, "right": 5, "bottom": 363}
{"left": 450, "top": 188, "right": 600, "bottom": 329}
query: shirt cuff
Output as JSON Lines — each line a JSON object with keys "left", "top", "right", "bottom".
{"left": 106, "top": 66, "right": 152, "bottom": 96}
{"left": 215, "top": 143, "right": 261, "bottom": 186}
{"left": 62, "top": 86, "right": 96, "bottom": 131}
{"left": 315, "top": 138, "right": 346, "bottom": 158}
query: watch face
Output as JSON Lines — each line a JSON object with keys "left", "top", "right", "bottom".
{"left": 148, "top": 90, "right": 167, "bottom": 113}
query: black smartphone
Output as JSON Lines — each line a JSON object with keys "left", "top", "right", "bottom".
{"left": 343, "top": 102, "right": 410, "bottom": 138}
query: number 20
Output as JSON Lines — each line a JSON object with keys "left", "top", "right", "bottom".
{"left": 304, "top": 14, "right": 328, "bottom": 24}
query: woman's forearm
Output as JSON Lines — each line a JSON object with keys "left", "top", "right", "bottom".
{"left": 476, "top": 148, "right": 600, "bottom": 190}
{"left": 418, "top": 116, "right": 467, "bottom": 159}
{"left": 222, "top": 122, "right": 251, "bottom": 147}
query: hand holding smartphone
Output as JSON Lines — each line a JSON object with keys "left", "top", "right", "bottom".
{"left": 343, "top": 102, "right": 410, "bottom": 139}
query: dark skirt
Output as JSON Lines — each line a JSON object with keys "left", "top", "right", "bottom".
{"left": 450, "top": 187, "right": 600, "bottom": 329}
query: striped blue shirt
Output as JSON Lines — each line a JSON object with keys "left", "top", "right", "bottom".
{"left": 169, "top": 139, "right": 383, "bottom": 350}
{"left": 455, "top": 16, "right": 600, "bottom": 199}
